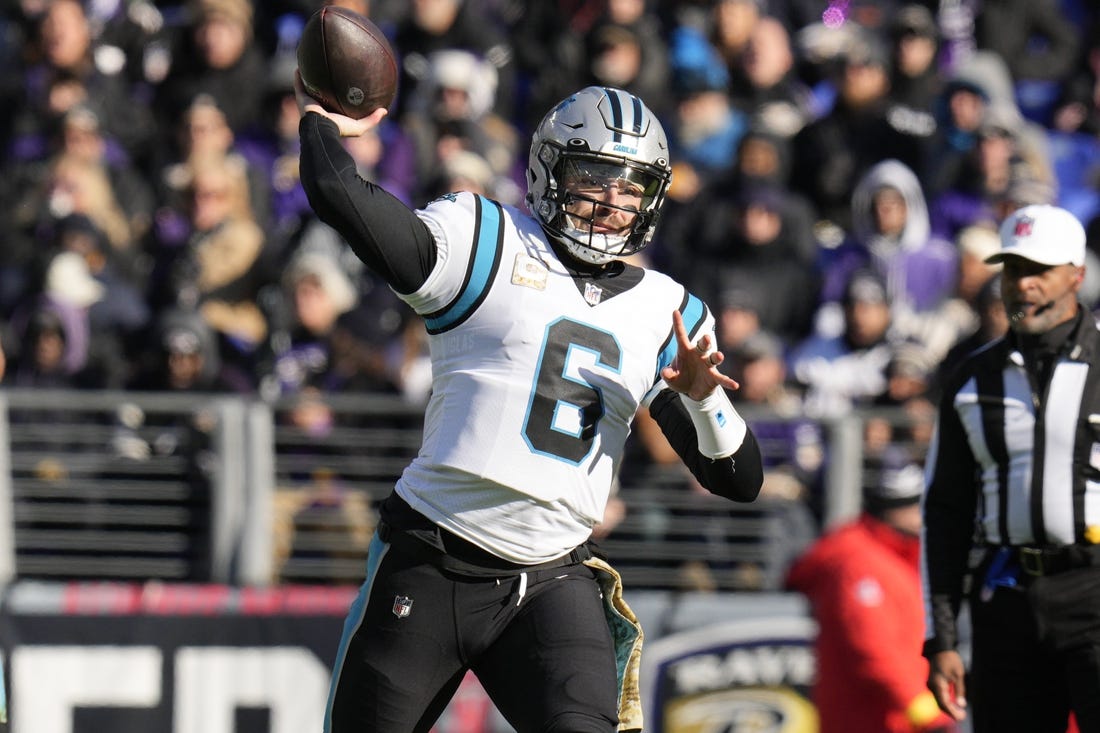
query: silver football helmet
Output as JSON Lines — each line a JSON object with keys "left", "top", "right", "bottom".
{"left": 526, "top": 86, "right": 672, "bottom": 265}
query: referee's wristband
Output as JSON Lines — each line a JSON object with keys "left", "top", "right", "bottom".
{"left": 679, "top": 387, "right": 746, "bottom": 459}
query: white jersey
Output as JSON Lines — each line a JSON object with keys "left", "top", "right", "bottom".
{"left": 394, "top": 192, "right": 715, "bottom": 562}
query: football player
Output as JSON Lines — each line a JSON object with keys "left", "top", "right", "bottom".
{"left": 297, "top": 82, "right": 764, "bottom": 733}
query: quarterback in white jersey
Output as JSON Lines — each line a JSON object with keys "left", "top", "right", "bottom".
{"left": 401, "top": 190, "right": 725, "bottom": 563}
{"left": 298, "top": 82, "right": 763, "bottom": 733}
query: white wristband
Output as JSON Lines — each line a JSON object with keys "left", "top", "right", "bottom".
{"left": 678, "top": 387, "right": 746, "bottom": 459}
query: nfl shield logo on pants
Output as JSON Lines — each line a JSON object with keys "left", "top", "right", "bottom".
{"left": 392, "top": 595, "right": 413, "bottom": 619}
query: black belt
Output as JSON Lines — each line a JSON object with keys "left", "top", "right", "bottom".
{"left": 1015, "top": 544, "right": 1100, "bottom": 578}
{"left": 377, "top": 519, "right": 593, "bottom": 578}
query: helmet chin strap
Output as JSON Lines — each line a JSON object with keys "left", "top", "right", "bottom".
{"left": 559, "top": 213, "right": 631, "bottom": 264}
{"left": 560, "top": 230, "right": 623, "bottom": 265}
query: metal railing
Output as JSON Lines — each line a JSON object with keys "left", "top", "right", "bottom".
{"left": 0, "top": 389, "right": 929, "bottom": 591}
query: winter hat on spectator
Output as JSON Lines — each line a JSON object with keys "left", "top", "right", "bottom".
{"left": 45, "top": 251, "right": 104, "bottom": 309}
{"left": 957, "top": 223, "right": 1002, "bottom": 263}
{"left": 843, "top": 29, "right": 890, "bottom": 70}
{"left": 730, "top": 332, "right": 783, "bottom": 367}
{"left": 1002, "top": 173, "right": 1056, "bottom": 208}
{"left": 55, "top": 213, "right": 109, "bottom": 257}
{"left": 986, "top": 204, "right": 1086, "bottom": 267}
{"left": 865, "top": 452, "right": 925, "bottom": 512}
{"left": 842, "top": 269, "right": 890, "bottom": 306}
{"left": 157, "top": 308, "right": 221, "bottom": 381}
{"left": 891, "top": 4, "right": 938, "bottom": 40}
{"left": 734, "top": 330, "right": 785, "bottom": 362}
{"left": 736, "top": 184, "right": 785, "bottom": 212}
{"left": 889, "top": 341, "right": 934, "bottom": 382}
{"left": 163, "top": 325, "right": 203, "bottom": 355}
{"left": 284, "top": 250, "right": 358, "bottom": 315}
{"left": 669, "top": 26, "right": 730, "bottom": 95}
{"left": 977, "top": 103, "right": 1021, "bottom": 139}
{"left": 442, "top": 150, "right": 494, "bottom": 191}
{"left": 424, "top": 49, "right": 498, "bottom": 119}
{"left": 63, "top": 104, "right": 102, "bottom": 135}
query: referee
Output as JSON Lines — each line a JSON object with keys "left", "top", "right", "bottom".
{"left": 922, "top": 204, "right": 1100, "bottom": 732}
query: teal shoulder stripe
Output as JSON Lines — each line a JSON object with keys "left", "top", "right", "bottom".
{"left": 657, "top": 292, "right": 708, "bottom": 376}
{"left": 424, "top": 196, "right": 503, "bottom": 334}
{"left": 682, "top": 293, "right": 708, "bottom": 338}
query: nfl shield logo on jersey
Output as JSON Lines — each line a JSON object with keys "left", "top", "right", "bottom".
{"left": 584, "top": 282, "right": 603, "bottom": 306}
{"left": 392, "top": 595, "right": 414, "bottom": 619}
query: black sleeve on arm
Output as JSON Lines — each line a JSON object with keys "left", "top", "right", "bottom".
{"left": 298, "top": 112, "right": 436, "bottom": 294}
{"left": 922, "top": 370, "right": 981, "bottom": 657}
{"left": 647, "top": 389, "right": 763, "bottom": 502}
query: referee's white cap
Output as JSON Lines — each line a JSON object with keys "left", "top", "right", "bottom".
{"left": 987, "top": 204, "right": 1086, "bottom": 267}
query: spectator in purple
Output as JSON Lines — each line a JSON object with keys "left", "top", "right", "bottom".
{"left": 927, "top": 106, "right": 1043, "bottom": 245}
{"left": 816, "top": 159, "right": 958, "bottom": 345}
{"left": 51, "top": 213, "right": 150, "bottom": 382}
{"left": 6, "top": 251, "right": 105, "bottom": 388}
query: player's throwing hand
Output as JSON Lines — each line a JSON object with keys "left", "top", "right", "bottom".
{"left": 294, "top": 71, "right": 386, "bottom": 137}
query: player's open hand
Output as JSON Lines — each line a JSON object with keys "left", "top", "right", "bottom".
{"left": 294, "top": 70, "right": 386, "bottom": 136}
{"left": 660, "top": 310, "right": 740, "bottom": 401}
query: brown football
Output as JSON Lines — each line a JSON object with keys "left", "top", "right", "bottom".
{"left": 296, "top": 6, "right": 398, "bottom": 119}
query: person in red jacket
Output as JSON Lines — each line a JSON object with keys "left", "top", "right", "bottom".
{"left": 786, "top": 456, "right": 956, "bottom": 733}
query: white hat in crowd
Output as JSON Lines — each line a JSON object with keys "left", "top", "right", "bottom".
{"left": 284, "top": 250, "right": 358, "bottom": 316}
{"left": 45, "top": 251, "right": 105, "bottom": 309}
{"left": 986, "top": 204, "right": 1086, "bottom": 267}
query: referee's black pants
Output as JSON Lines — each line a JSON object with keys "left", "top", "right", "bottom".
{"left": 969, "top": 561, "right": 1100, "bottom": 733}
{"left": 323, "top": 528, "right": 620, "bottom": 733}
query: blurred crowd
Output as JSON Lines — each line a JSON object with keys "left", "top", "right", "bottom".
{"left": 1, "top": 0, "right": 1099, "bottom": 514}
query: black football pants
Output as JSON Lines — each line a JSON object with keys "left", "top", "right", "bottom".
{"left": 324, "top": 531, "right": 620, "bottom": 733}
{"left": 969, "top": 564, "right": 1100, "bottom": 732}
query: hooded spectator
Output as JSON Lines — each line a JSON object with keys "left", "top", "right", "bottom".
{"left": 817, "top": 159, "right": 958, "bottom": 352}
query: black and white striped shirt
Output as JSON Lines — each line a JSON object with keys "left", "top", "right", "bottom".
{"left": 922, "top": 308, "right": 1100, "bottom": 653}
